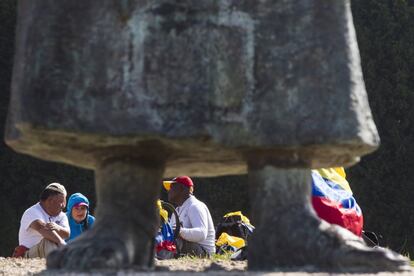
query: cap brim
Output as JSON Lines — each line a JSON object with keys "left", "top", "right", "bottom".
{"left": 74, "top": 202, "right": 88, "bottom": 207}
{"left": 163, "top": 181, "right": 174, "bottom": 191}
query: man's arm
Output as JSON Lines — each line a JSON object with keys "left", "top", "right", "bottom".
{"left": 179, "top": 207, "right": 208, "bottom": 242}
{"left": 29, "top": 220, "right": 66, "bottom": 246}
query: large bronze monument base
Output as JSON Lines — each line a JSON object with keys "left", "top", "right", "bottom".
{"left": 248, "top": 167, "right": 409, "bottom": 271}
{"left": 6, "top": 0, "right": 410, "bottom": 271}
{"left": 47, "top": 156, "right": 165, "bottom": 269}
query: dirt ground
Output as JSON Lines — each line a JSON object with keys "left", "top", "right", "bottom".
{"left": 1, "top": 257, "right": 413, "bottom": 276}
{"left": 0, "top": 257, "right": 246, "bottom": 275}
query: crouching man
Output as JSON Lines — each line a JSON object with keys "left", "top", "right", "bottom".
{"left": 163, "top": 176, "right": 215, "bottom": 257}
{"left": 14, "top": 183, "right": 70, "bottom": 258}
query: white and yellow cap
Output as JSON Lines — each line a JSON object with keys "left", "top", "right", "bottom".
{"left": 163, "top": 176, "right": 193, "bottom": 191}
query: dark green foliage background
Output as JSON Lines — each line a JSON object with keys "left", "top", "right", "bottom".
{"left": 0, "top": 0, "right": 95, "bottom": 256}
{"left": 0, "top": 0, "right": 413, "bottom": 257}
{"left": 349, "top": 0, "right": 414, "bottom": 255}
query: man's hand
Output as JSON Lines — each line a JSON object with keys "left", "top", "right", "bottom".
{"left": 46, "top": 222, "right": 70, "bottom": 239}
{"left": 45, "top": 222, "right": 60, "bottom": 231}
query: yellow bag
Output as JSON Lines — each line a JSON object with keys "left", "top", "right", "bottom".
{"left": 216, "top": 232, "right": 246, "bottom": 249}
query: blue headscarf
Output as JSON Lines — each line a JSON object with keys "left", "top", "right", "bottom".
{"left": 66, "top": 193, "right": 95, "bottom": 241}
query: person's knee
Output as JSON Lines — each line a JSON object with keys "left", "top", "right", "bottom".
{"left": 26, "top": 239, "right": 59, "bottom": 258}
{"left": 42, "top": 239, "right": 59, "bottom": 253}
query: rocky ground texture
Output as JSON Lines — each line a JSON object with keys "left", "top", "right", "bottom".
{"left": 1, "top": 257, "right": 413, "bottom": 276}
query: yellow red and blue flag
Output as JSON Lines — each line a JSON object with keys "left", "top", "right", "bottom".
{"left": 311, "top": 167, "right": 363, "bottom": 236}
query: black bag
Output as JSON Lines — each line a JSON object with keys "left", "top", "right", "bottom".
{"left": 215, "top": 213, "right": 254, "bottom": 242}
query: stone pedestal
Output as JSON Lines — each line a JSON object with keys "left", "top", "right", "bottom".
{"left": 6, "top": 0, "right": 406, "bottom": 271}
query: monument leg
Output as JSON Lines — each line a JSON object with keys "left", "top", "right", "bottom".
{"left": 47, "top": 156, "right": 165, "bottom": 269}
{"left": 248, "top": 166, "right": 410, "bottom": 271}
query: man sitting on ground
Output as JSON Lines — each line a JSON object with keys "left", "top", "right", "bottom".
{"left": 163, "top": 176, "right": 215, "bottom": 257}
{"left": 14, "top": 183, "right": 70, "bottom": 258}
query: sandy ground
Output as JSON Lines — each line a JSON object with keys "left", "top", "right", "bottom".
{"left": 0, "top": 257, "right": 246, "bottom": 275}
{"left": 1, "top": 257, "right": 413, "bottom": 276}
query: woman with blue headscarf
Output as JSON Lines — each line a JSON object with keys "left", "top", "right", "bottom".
{"left": 66, "top": 193, "right": 95, "bottom": 241}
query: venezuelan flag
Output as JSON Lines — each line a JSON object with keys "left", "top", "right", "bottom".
{"left": 311, "top": 167, "right": 363, "bottom": 236}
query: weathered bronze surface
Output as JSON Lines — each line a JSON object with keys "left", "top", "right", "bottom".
{"left": 6, "top": 0, "right": 409, "bottom": 271}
